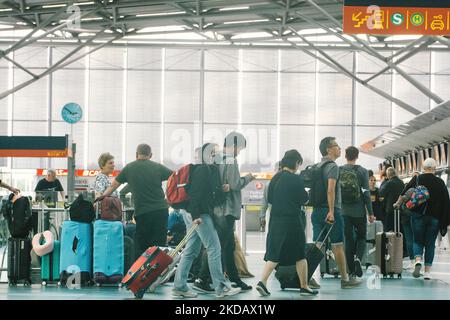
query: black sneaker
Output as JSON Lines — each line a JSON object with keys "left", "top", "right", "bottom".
{"left": 231, "top": 279, "right": 252, "bottom": 291}
{"left": 300, "top": 288, "right": 319, "bottom": 296}
{"left": 354, "top": 259, "right": 363, "bottom": 277}
{"left": 193, "top": 279, "right": 215, "bottom": 294}
{"left": 413, "top": 262, "right": 422, "bottom": 278}
{"left": 256, "top": 281, "right": 270, "bottom": 297}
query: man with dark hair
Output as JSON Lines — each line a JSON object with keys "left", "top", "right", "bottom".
{"left": 214, "top": 131, "right": 255, "bottom": 291}
{"left": 340, "top": 146, "right": 375, "bottom": 278}
{"left": 311, "top": 137, "right": 362, "bottom": 289}
{"left": 103, "top": 143, "right": 173, "bottom": 254}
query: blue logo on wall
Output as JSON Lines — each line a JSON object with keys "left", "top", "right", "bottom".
{"left": 61, "top": 103, "right": 83, "bottom": 124}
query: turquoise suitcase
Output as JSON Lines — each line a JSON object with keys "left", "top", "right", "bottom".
{"left": 41, "top": 240, "right": 60, "bottom": 285}
{"left": 93, "top": 220, "right": 124, "bottom": 285}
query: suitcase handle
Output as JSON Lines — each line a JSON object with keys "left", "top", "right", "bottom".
{"left": 394, "top": 208, "right": 401, "bottom": 235}
{"left": 169, "top": 224, "right": 198, "bottom": 258}
{"left": 314, "top": 223, "right": 334, "bottom": 251}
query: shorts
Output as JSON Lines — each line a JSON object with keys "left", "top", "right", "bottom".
{"left": 311, "top": 207, "right": 344, "bottom": 245}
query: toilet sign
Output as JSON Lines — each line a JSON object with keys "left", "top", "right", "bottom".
{"left": 343, "top": 0, "right": 450, "bottom": 35}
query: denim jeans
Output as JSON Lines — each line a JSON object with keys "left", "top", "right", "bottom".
{"left": 343, "top": 216, "right": 366, "bottom": 274}
{"left": 411, "top": 214, "right": 440, "bottom": 267}
{"left": 173, "top": 211, "right": 232, "bottom": 294}
{"left": 402, "top": 219, "right": 415, "bottom": 260}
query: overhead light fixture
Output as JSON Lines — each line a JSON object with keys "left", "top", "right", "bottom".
{"left": 74, "top": 1, "right": 95, "bottom": 5}
{"left": 219, "top": 6, "right": 249, "bottom": 11}
{"left": 0, "top": 8, "right": 13, "bottom": 12}
{"left": 81, "top": 17, "right": 103, "bottom": 21}
{"left": 42, "top": 4, "right": 67, "bottom": 8}
{"left": 136, "top": 11, "right": 185, "bottom": 17}
{"left": 223, "top": 19, "right": 269, "bottom": 25}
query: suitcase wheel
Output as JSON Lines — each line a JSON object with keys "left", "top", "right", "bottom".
{"left": 398, "top": 274, "right": 402, "bottom": 279}
{"left": 42, "top": 281, "right": 47, "bottom": 286}
{"left": 8, "top": 281, "right": 16, "bottom": 287}
{"left": 320, "top": 273, "right": 324, "bottom": 278}
{"left": 24, "top": 280, "right": 32, "bottom": 287}
{"left": 134, "top": 290, "right": 145, "bottom": 299}
{"left": 280, "top": 286, "right": 285, "bottom": 290}
{"left": 96, "top": 283, "right": 102, "bottom": 287}
{"left": 334, "top": 274, "right": 339, "bottom": 278}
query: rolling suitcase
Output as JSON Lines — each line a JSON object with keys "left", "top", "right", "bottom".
{"left": 60, "top": 220, "right": 93, "bottom": 287}
{"left": 275, "top": 225, "right": 334, "bottom": 289}
{"left": 93, "top": 220, "right": 124, "bottom": 285}
{"left": 7, "top": 238, "right": 32, "bottom": 286}
{"left": 124, "top": 235, "right": 135, "bottom": 275}
{"left": 320, "top": 238, "right": 339, "bottom": 278}
{"left": 375, "top": 209, "right": 403, "bottom": 279}
{"left": 362, "top": 220, "right": 383, "bottom": 268}
{"left": 122, "top": 225, "right": 197, "bottom": 299}
{"left": 41, "top": 240, "right": 61, "bottom": 285}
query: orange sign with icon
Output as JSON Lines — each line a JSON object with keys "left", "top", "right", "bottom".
{"left": 344, "top": 6, "right": 450, "bottom": 35}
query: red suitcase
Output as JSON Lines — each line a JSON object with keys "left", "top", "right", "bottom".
{"left": 121, "top": 224, "right": 197, "bottom": 299}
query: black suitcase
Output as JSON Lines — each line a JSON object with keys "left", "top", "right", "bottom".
{"left": 7, "top": 238, "right": 32, "bottom": 286}
{"left": 275, "top": 224, "right": 334, "bottom": 289}
{"left": 319, "top": 238, "right": 340, "bottom": 278}
{"left": 124, "top": 235, "right": 136, "bottom": 274}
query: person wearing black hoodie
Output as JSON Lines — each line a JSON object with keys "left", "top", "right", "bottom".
{"left": 172, "top": 143, "right": 241, "bottom": 299}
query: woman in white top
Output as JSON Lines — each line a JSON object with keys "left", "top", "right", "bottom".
{"left": 94, "top": 152, "right": 119, "bottom": 198}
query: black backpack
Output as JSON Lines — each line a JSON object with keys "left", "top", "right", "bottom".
{"left": 208, "top": 164, "right": 228, "bottom": 207}
{"left": 300, "top": 160, "right": 333, "bottom": 208}
{"left": 3, "top": 194, "right": 33, "bottom": 238}
{"left": 67, "top": 194, "right": 95, "bottom": 223}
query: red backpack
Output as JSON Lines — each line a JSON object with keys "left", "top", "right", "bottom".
{"left": 166, "top": 164, "right": 194, "bottom": 209}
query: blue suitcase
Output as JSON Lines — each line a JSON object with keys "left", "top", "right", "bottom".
{"left": 41, "top": 240, "right": 61, "bottom": 285}
{"left": 60, "top": 221, "right": 92, "bottom": 287}
{"left": 93, "top": 220, "right": 124, "bottom": 285}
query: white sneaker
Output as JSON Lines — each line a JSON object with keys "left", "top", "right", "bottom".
{"left": 216, "top": 286, "right": 241, "bottom": 298}
{"left": 172, "top": 289, "right": 198, "bottom": 298}
{"left": 424, "top": 272, "right": 432, "bottom": 280}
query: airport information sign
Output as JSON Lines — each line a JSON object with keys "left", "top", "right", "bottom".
{"left": 343, "top": 0, "right": 450, "bottom": 35}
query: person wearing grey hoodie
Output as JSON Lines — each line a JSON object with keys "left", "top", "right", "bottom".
{"left": 214, "top": 131, "right": 255, "bottom": 291}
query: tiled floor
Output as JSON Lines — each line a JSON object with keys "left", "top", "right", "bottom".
{"left": 0, "top": 233, "right": 449, "bottom": 300}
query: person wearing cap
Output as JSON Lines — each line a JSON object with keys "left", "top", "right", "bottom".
{"left": 0, "top": 179, "right": 20, "bottom": 194}
{"left": 395, "top": 158, "right": 450, "bottom": 280}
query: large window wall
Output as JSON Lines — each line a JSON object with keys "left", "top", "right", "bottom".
{"left": 1, "top": 45, "right": 447, "bottom": 172}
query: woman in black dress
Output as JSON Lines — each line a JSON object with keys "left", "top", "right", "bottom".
{"left": 256, "top": 150, "right": 318, "bottom": 296}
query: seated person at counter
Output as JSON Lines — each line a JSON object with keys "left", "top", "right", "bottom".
{"left": 35, "top": 169, "right": 65, "bottom": 205}
{"left": 33, "top": 169, "right": 65, "bottom": 234}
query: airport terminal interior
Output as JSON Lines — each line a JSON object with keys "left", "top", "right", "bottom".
{"left": 0, "top": 0, "right": 449, "bottom": 301}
